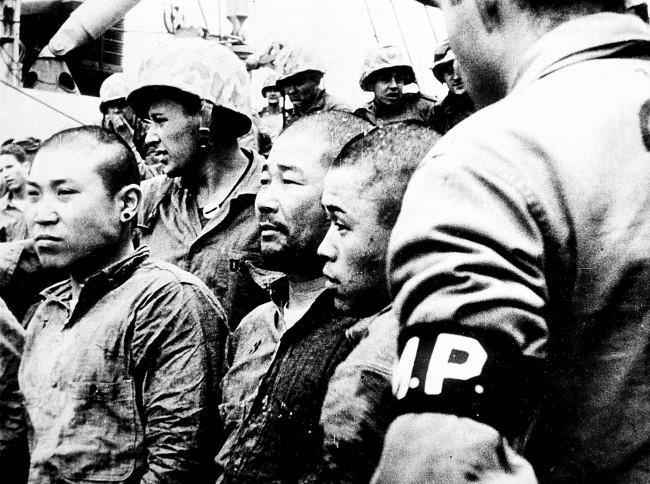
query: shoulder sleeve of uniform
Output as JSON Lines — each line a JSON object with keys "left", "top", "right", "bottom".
{"left": 138, "top": 175, "right": 174, "bottom": 227}
{"left": 389, "top": 124, "right": 549, "bottom": 349}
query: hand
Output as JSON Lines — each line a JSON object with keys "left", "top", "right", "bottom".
{"left": 371, "top": 413, "right": 537, "bottom": 484}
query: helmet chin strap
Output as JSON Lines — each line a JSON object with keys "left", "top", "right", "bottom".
{"left": 198, "top": 100, "right": 214, "bottom": 150}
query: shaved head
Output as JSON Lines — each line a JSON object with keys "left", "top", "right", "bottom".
{"left": 38, "top": 126, "right": 140, "bottom": 196}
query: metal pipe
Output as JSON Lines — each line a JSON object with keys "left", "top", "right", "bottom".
{"left": 47, "top": 0, "right": 141, "bottom": 56}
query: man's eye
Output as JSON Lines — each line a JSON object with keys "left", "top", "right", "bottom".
{"left": 333, "top": 220, "right": 349, "bottom": 233}
{"left": 260, "top": 176, "right": 270, "bottom": 186}
{"left": 26, "top": 190, "right": 40, "bottom": 201}
{"left": 56, "top": 188, "right": 77, "bottom": 197}
{"left": 282, "top": 178, "right": 301, "bottom": 185}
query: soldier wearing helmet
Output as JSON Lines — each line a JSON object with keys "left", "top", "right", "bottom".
{"left": 355, "top": 45, "right": 438, "bottom": 127}
{"left": 99, "top": 73, "right": 136, "bottom": 129}
{"left": 275, "top": 45, "right": 350, "bottom": 128}
{"left": 129, "top": 38, "right": 271, "bottom": 328}
{"left": 431, "top": 41, "right": 475, "bottom": 134}
{"left": 257, "top": 71, "right": 284, "bottom": 157}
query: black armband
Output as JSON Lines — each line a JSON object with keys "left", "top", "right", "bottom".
{"left": 392, "top": 322, "right": 539, "bottom": 439}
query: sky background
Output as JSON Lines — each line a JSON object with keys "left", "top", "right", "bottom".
{"left": 123, "top": 0, "right": 449, "bottom": 111}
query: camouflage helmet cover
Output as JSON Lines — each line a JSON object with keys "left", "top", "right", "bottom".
{"left": 261, "top": 71, "right": 280, "bottom": 96}
{"left": 274, "top": 45, "right": 325, "bottom": 87}
{"left": 432, "top": 40, "right": 456, "bottom": 83}
{"left": 359, "top": 45, "right": 416, "bottom": 91}
{"left": 99, "top": 73, "right": 130, "bottom": 112}
{"left": 127, "top": 37, "right": 252, "bottom": 136}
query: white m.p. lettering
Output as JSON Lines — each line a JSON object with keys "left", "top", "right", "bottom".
{"left": 424, "top": 333, "right": 488, "bottom": 395}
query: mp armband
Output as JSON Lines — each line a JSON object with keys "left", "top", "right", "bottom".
{"left": 392, "top": 322, "right": 536, "bottom": 438}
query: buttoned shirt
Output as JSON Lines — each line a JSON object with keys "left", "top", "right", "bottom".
{"left": 19, "top": 246, "right": 228, "bottom": 484}
{"left": 217, "top": 277, "right": 370, "bottom": 483}
{"left": 138, "top": 149, "right": 269, "bottom": 328}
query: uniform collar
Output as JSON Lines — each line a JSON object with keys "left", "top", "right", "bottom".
{"left": 173, "top": 147, "right": 262, "bottom": 199}
{"left": 511, "top": 13, "right": 650, "bottom": 93}
{"left": 39, "top": 245, "right": 150, "bottom": 322}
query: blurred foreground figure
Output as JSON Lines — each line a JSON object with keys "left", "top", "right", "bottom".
{"left": 275, "top": 46, "right": 350, "bottom": 128}
{"left": 318, "top": 123, "right": 439, "bottom": 483}
{"left": 19, "top": 126, "right": 227, "bottom": 483}
{"left": 374, "top": 0, "right": 650, "bottom": 482}
{"left": 129, "top": 38, "right": 269, "bottom": 328}
{"left": 355, "top": 46, "right": 438, "bottom": 127}
{"left": 431, "top": 40, "right": 475, "bottom": 134}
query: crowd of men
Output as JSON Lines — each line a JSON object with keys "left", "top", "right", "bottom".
{"left": 1, "top": 0, "right": 650, "bottom": 482}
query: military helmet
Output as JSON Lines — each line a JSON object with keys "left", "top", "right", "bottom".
{"left": 127, "top": 38, "right": 252, "bottom": 137}
{"left": 99, "top": 73, "right": 130, "bottom": 113}
{"left": 274, "top": 45, "right": 325, "bottom": 88}
{"left": 432, "top": 40, "right": 456, "bottom": 83}
{"left": 261, "top": 71, "right": 280, "bottom": 97}
{"left": 359, "top": 45, "right": 416, "bottom": 92}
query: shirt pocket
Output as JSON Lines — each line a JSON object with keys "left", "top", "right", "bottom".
{"left": 209, "top": 249, "right": 267, "bottom": 328}
{"left": 59, "top": 379, "right": 140, "bottom": 483}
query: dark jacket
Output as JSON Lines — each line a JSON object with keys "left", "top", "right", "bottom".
{"left": 319, "top": 306, "right": 398, "bottom": 483}
{"left": 432, "top": 91, "right": 475, "bottom": 134}
{"left": 219, "top": 285, "right": 364, "bottom": 484}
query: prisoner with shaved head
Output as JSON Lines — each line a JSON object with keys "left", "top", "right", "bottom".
{"left": 216, "top": 111, "right": 375, "bottom": 483}
{"left": 316, "top": 122, "right": 439, "bottom": 483}
{"left": 19, "top": 126, "right": 228, "bottom": 483}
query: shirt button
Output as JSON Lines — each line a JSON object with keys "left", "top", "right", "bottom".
{"left": 51, "top": 380, "right": 58, "bottom": 388}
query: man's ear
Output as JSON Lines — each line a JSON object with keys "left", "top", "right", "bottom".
{"left": 117, "top": 184, "right": 142, "bottom": 224}
{"left": 476, "top": 0, "right": 503, "bottom": 32}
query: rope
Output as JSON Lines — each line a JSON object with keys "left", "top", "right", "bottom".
{"left": 196, "top": 0, "right": 210, "bottom": 33}
{"left": 0, "top": 78, "right": 84, "bottom": 125}
{"left": 423, "top": 4, "right": 439, "bottom": 44}
{"left": 363, "top": 0, "right": 380, "bottom": 44}
{"left": 389, "top": 0, "right": 414, "bottom": 64}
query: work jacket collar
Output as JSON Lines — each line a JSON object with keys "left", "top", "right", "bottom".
{"left": 511, "top": 12, "right": 650, "bottom": 93}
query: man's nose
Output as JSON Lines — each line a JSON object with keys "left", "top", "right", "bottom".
{"left": 317, "top": 225, "right": 337, "bottom": 261}
{"left": 31, "top": 203, "right": 59, "bottom": 225}
{"left": 144, "top": 124, "right": 161, "bottom": 146}
{"left": 255, "top": 187, "right": 280, "bottom": 216}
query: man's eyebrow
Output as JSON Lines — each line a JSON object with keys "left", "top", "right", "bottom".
{"left": 323, "top": 202, "right": 345, "bottom": 215}
{"left": 276, "top": 163, "right": 302, "bottom": 173}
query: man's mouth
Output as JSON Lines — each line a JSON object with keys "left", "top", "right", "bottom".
{"left": 322, "top": 270, "right": 340, "bottom": 288}
{"left": 260, "top": 221, "right": 286, "bottom": 236}
{"left": 33, "top": 234, "right": 64, "bottom": 248}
